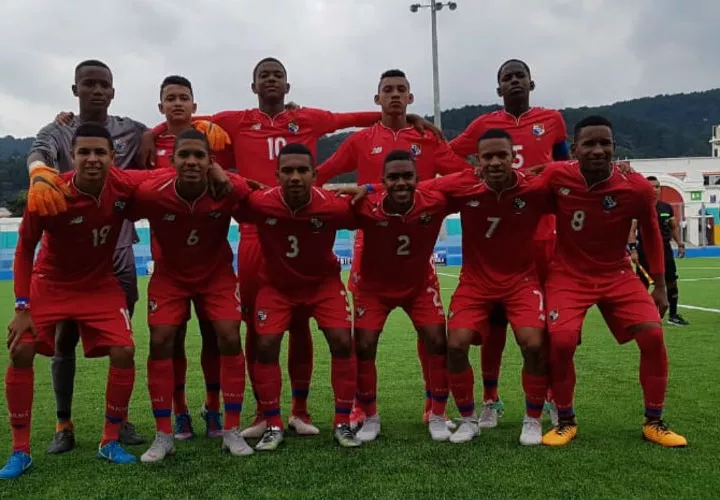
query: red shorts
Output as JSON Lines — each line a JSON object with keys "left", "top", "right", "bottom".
{"left": 533, "top": 236, "right": 556, "bottom": 285}
{"left": 148, "top": 267, "right": 242, "bottom": 326}
{"left": 545, "top": 268, "right": 661, "bottom": 344}
{"left": 255, "top": 277, "right": 351, "bottom": 334}
{"left": 353, "top": 280, "right": 445, "bottom": 331}
{"left": 21, "top": 276, "right": 133, "bottom": 358}
{"left": 448, "top": 277, "right": 546, "bottom": 341}
{"left": 237, "top": 233, "right": 264, "bottom": 316}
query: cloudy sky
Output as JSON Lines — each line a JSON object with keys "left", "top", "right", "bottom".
{"left": 0, "top": 0, "right": 716, "bottom": 137}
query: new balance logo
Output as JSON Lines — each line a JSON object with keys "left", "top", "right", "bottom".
{"left": 162, "top": 213, "right": 176, "bottom": 221}
{"left": 371, "top": 146, "right": 383, "bottom": 155}
{"left": 69, "top": 216, "right": 83, "bottom": 225}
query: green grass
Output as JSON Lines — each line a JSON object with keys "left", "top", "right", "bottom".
{"left": 1, "top": 260, "right": 719, "bottom": 499}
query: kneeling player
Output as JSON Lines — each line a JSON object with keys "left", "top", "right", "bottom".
{"left": 440, "top": 129, "right": 551, "bottom": 445}
{"left": 1, "top": 125, "right": 155, "bottom": 479}
{"left": 541, "top": 116, "right": 686, "bottom": 447}
{"left": 131, "top": 129, "right": 254, "bottom": 461}
{"left": 351, "top": 150, "right": 452, "bottom": 442}
{"left": 236, "top": 143, "right": 359, "bottom": 450}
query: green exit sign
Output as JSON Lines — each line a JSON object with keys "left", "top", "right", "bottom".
{"left": 690, "top": 191, "right": 703, "bottom": 201}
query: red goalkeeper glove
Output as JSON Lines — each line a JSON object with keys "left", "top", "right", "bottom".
{"left": 192, "top": 121, "right": 231, "bottom": 151}
{"left": 27, "top": 164, "right": 72, "bottom": 216}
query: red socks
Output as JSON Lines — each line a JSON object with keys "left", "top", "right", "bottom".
{"left": 6, "top": 366, "right": 33, "bottom": 454}
{"left": 428, "top": 354, "right": 449, "bottom": 416}
{"left": 522, "top": 371, "right": 549, "bottom": 419}
{"left": 148, "top": 359, "right": 173, "bottom": 434}
{"left": 102, "top": 366, "right": 135, "bottom": 445}
{"left": 449, "top": 368, "right": 475, "bottom": 417}
{"left": 481, "top": 324, "right": 507, "bottom": 401}
{"left": 356, "top": 359, "right": 377, "bottom": 416}
{"left": 201, "top": 354, "right": 221, "bottom": 412}
{"left": 221, "top": 353, "right": 246, "bottom": 430}
{"left": 636, "top": 327, "right": 668, "bottom": 419}
{"left": 288, "top": 316, "right": 313, "bottom": 418}
{"left": 417, "top": 339, "right": 432, "bottom": 413}
{"left": 331, "top": 355, "right": 356, "bottom": 426}
{"left": 549, "top": 330, "right": 580, "bottom": 420}
{"left": 172, "top": 357, "right": 188, "bottom": 415}
{"left": 253, "top": 362, "right": 283, "bottom": 428}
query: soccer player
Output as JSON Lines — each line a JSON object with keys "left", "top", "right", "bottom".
{"left": 154, "top": 75, "right": 235, "bottom": 439}
{"left": 448, "top": 59, "right": 570, "bottom": 429}
{"left": 150, "top": 58, "right": 437, "bottom": 438}
{"left": 629, "top": 176, "right": 689, "bottom": 326}
{"left": 25, "top": 59, "right": 146, "bottom": 453}
{"left": 316, "top": 69, "right": 470, "bottom": 428}
{"left": 541, "top": 116, "right": 686, "bottom": 447}
{"left": 132, "top": 129, "right": 253, "bottom": 462}
{"left": 236, "top": 143, "right": 359, "bottom": 450}
{"left": 1, "top": 124, "right": 159, "bottom": 479}
{"left": 434, "top": 129, "right": 551, "bottom": 445}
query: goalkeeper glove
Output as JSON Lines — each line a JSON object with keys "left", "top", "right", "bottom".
{"left": 27, "top": 163, "right": 72, "bottom": 216}
{"left": 193, "top": 121, "right": 231, "bottom": 151}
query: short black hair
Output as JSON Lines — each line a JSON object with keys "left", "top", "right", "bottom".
{"left": 74, "top": 60, "right": 112, "bottom": 81}
{"left": 277, "top": 142, "right": 314, "bottom": 167}
{"left": 173, "top": 128, "right": 209, "bottom": 154}
{"left": 383, "top": 149, "right": 416, "bottom": 170}
{"left": 646, "top": 175, "right": 659, "bottom": 182}
{"left": 253, "top": 57, "right": 286, "bottom": 81}
{"left": 71, "top": 123, "right": 113, "bottom": 149}
{"left": 160, "top": 75, "right": 193, "bottom": 99}
{"left": 497, "top": 59, "right": 531, "bottom": 82}
{"left": 478, "top": 128, "right": 513, "bottom": 144}
{"left": 379, "top": 69, "right": 409, "bottom": 90}
{"left": 573, "top": 115, "right": 613, "bottom": 141}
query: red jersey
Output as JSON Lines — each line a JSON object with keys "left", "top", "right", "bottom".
{"left": 316, "top": 123, "right": 471, "bottom": 186}
{"left": 544, "top": 161, "right": 664, "bottom": 278}
{"left": 14, "top": 168, "right": 156, "bottom": 299}
{"left": 130, "top": 171, "right": 251, "bottom": 285}
{"left": 239, "top": 186, "right": 355, "bottom": 290}
{"left": 429, "top": 169, "right": 553, "bottom": 287}
{"left": 154, "top": 134, "right": 234, "bottom": 171}
{"left": 353, "top": 187, "right": 452, "bottom": 298}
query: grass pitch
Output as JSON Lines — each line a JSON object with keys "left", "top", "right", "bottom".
{"left": 0, "top": 260, "right": 719, "bottom": 499}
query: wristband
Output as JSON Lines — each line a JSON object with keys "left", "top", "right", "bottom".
{"left": 364, "top": 184, "right": 375, "bottom": 194}
{"left": 628, "top": 243, "right": 637, "bottom": 251}
{"left": 15, "top": 298, "right": 30, "bottom": 311}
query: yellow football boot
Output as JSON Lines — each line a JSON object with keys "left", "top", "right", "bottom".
{"left": 642, "top": 420, "right": 687, "bottom": 448}
{"left": 542, "top": 422, "right": 578, "bottom": 447}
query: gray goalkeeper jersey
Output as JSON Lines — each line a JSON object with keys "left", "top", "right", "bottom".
{"left": 29, "top": 115, "right": 147, "bottom": 250}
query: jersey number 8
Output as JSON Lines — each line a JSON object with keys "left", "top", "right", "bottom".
{"left": 571, "top": 210, "right": 586, "bottom": 231}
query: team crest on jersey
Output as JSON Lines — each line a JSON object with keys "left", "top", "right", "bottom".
{"left": 602, "top": 195, "right": 618, "bottom": 210}
{"left": 251, "top": 123, "right": 262, "bottom": 130}
{"left": 548, "top": 308, "right": 559, "bottom": 321}
{"left": 208, "top": 211, "right": 222, "bottom": 219}
{"left": 356, "top": 305, "right": 365, "bottom": 317}
{"left": 512, "top": 197, "right": 527, "bottom": 210}
{"left": 162, "top": 213, "right": 175, "bottom": 221}
{"left": 466, "top": 200, "right": 480, "bottom": 208}
{"left": 310, "top": 217, "right": 324, "bottom": 231}
{"left": 558, "top": 187, "right": 571, "bottom": 196}
{"left": 257, "top": 310, "right": 268, "bottom": 322}
{"left": 113, "top": 139, "right": 127, "bottom": 154}
{"left": 157, "top": 149, "right": 166, "bottom": 157}
{"left": 371, "top": 146, "right": 383, "bottom": 155}
{"left": 532, "top": 123, "right": 545, "bottom": 136}
{"left": 148, "top": 299, "right": 158, "bottom": 313}
{"left": 265, "top": 217, "right": 277, "bottom": 226}
{"left": 114, "top": 199, "right": 127, "bottom": 211}
{"left": 69, "top": 216, "right": 84, "bottom": 225}
{"left": 410, "top": 144, "right": 422, "bottom": 156}
{"left": 288, "top": 121, "right": 300, "bottom": 134}
{"left": 419, "top": 213, "right": 432, "bottom": 225}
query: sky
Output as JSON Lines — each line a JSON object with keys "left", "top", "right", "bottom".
{"left": 0, "top": 0, "right": 717, "bottom": 137}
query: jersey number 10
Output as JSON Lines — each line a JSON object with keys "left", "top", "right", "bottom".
{"left": 267, "top": 137, "right": 288, "bottom": 160}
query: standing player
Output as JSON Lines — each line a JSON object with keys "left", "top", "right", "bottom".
{"left": 150, "top": 58, "right": 436, "bottom": 437}
{"left": 133, "top": 129, "right": 253, "bottom": 462}
{"left": 316, "top": 69, "right": 470, "bottom": 427}
{"left": 541, "top": 116, "right": 686, "bottom": 447}
{"left": 434, "top": 130, "right": 551, "bottom": 445}
{"left": 237, "top": 143, "right": 359, "bottom": 450}
{"left": 349, "top": 150, "right": 455, "bottom": 442}
{"left": 154, "top": 75, "right": 236, "bottom": 440}
{"left": 448, "top": 59, "right": 570, "bottom": 428}
{"left": 24, "top": 60, "right": 146, "bottom": 452}
{"left": 629, "top": 176, "right": 689, "bottom": 326}
{"left": 1, "top": 124, "right": 161, "bottom": 479}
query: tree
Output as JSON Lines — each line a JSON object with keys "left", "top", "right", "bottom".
{"left": 7, "top": 189, "right": 27, "bottom": 217}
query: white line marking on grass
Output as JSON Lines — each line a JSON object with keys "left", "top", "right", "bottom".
{"left": 678, "top": 267, "right": 720, "bottom": 270}
{"left": 678, "top": 304, "right": 720, "bottom": 314}
{"left": 679, "top": 277, "right": 720, "bottom": 282}
{"left": 437, "top": 272, "right": 460, "bottom": 278}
